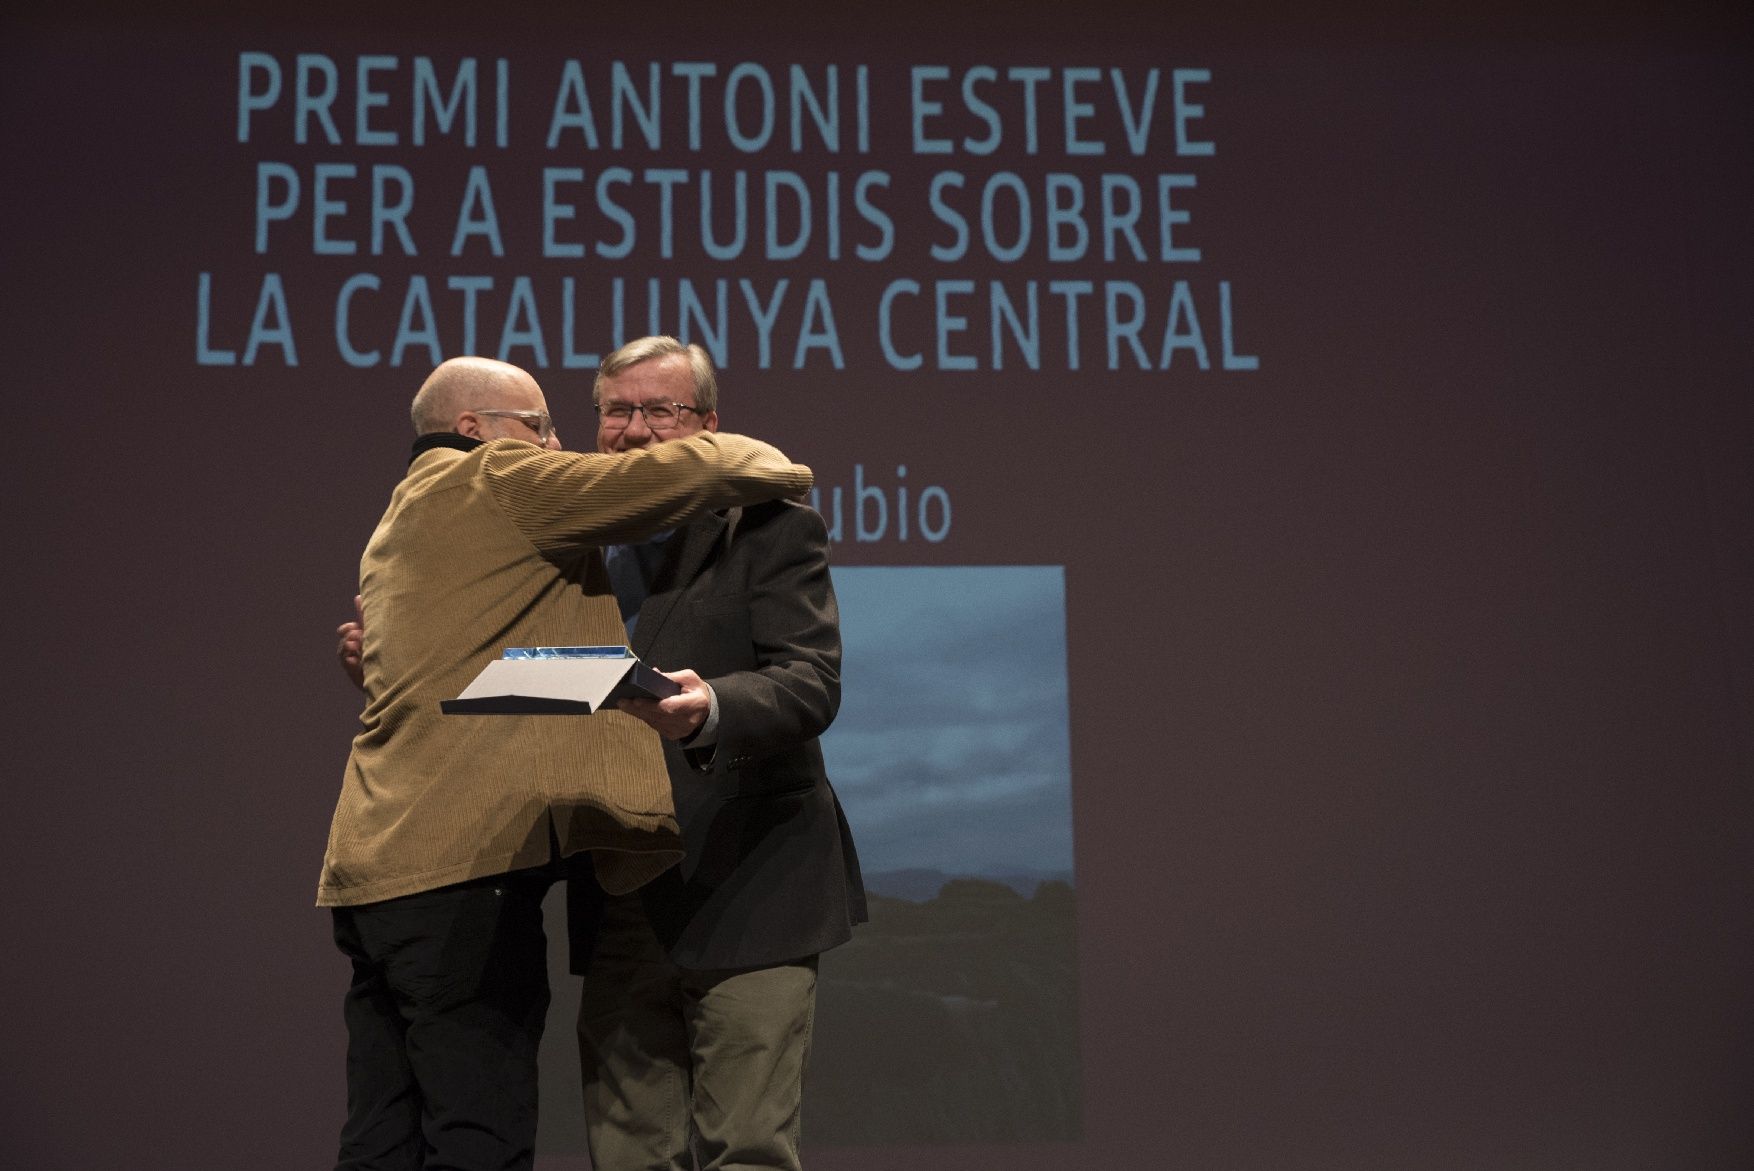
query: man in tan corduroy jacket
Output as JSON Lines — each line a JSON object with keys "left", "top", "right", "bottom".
{"left": 318, "top": 356, "right": 812, "bottom": 1171}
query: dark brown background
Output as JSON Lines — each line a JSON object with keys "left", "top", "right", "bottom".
{"left": 3, "top": 1, "right": 1751, "bottom": 1167}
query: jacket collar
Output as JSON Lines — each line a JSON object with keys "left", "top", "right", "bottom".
{"left": 410, "top": 432, "right": 483, "bottom": 465}
{"left": 630, "top": 509, "right": 734, "bottom": 653}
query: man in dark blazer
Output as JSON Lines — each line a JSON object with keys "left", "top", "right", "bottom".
{"left": 571, "top": 336, "right": 866, "bottom": 1171}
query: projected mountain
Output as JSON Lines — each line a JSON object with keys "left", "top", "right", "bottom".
{"left": 809, "top": 878, "right": 1081, "bottom": 1143}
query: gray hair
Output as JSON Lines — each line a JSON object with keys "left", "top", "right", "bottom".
{"left": 593, "top": 336, "right": 718, "bottom": 415}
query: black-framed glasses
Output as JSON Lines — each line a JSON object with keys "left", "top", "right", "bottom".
{"left": 474, "top": 408, "right": 554, "bottom": 442}
{"left": 597, "top": 401, "right": 701, "bottom": 431}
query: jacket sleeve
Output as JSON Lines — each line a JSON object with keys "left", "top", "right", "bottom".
{"left": 480, "top": 432, "right": 811, "bottom": 553}
{"left": 687, "top": 501, "right": 841, "bottom": 771}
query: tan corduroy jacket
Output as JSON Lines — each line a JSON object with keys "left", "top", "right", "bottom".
{"left": 316, "top": 431, "right": 812, "bottom": 907}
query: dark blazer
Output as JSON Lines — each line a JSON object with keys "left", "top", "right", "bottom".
{"left": 569, "top": 498, "right": 867, "bottom": 971}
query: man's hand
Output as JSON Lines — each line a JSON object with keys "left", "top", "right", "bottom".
{"left": 617, "top": 668, "right": 712, "bottom": 741}
{"left": 337, "top": 594, "right": 365, "bottom": 692}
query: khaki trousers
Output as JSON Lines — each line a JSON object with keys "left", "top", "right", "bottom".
{"left": 576, "top": 892, "right": 818, "bottom": 1171}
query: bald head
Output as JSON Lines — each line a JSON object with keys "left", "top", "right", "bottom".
{"left": 410, "top": 357, "right": 544, "bottom": 434}
{"left": 407, "top": 357, "right": 562, "bottom": 448}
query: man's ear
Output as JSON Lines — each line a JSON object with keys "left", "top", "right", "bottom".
{"left": 455, "top": 411, "right": 486, "bottom": 439}
{"left": 702, "top": 410, "right": 719, "bottom": 433}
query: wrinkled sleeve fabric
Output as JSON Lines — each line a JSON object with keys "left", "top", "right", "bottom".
{"left": 481, "top": 432, "right": 811, "bottom": 553}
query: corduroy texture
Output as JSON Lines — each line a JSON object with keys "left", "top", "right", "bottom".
{"left": 317, "top": 432, "right": 812, "bottom": 906}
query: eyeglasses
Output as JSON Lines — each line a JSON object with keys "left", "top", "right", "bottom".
{"left": 597, "top": 401, "right": 702, "bottom": 431}
{"left": 474, "top": 408, "right": 554, "bottom": 442}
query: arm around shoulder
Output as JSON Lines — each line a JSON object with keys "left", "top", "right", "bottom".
{"left": 479, "top": 435, "right": 811, "bottom": 551}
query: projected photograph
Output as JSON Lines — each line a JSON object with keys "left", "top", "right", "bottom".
{"left": 534, "top": 564, "right": 1079, "bottom": 1151}
{"left": 807, "top": 564, "right": 1081, "bottom": 1144}
{"left": 532, "top": 564, "right": 1078, "bottom": 1151}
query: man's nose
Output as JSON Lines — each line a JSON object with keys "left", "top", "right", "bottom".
{"left": 545, "top": 430, "right": 563, "bottom": 452}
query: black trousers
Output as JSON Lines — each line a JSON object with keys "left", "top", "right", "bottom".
{"left": 330, "top": 864, "right": 559, "bottom": 1171}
